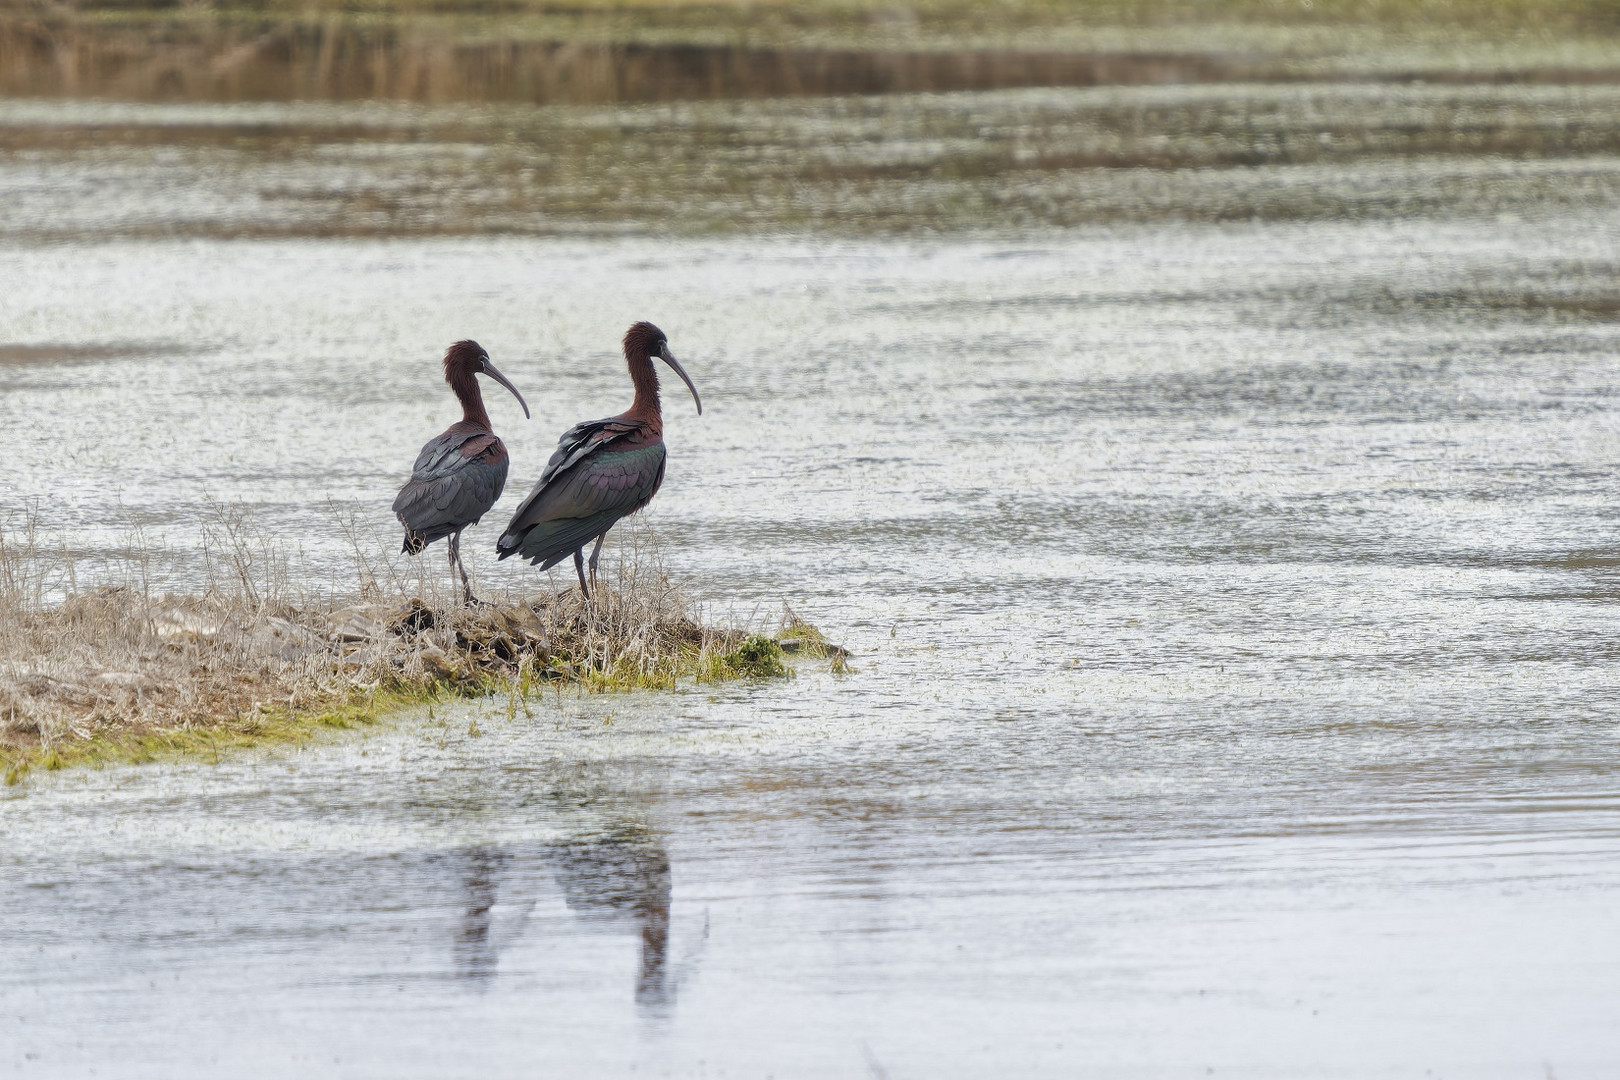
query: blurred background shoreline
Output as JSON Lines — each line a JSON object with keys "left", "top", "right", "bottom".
{"left": 6, "top": 2, "right": 1620, "bottom": 241}
{"left": 7, "top": 0, "right": 1620, "bottom": 106}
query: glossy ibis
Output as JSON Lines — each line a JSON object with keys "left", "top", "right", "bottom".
{"left": 496, "top": 322, "right": 701, "bottom": 597}
{"left": 393, "top": 340, "right": 530, "bottom": 604}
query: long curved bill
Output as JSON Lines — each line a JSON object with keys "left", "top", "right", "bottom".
{"left": 482, "top": 358, "right": 531, "bottom": 419}
{"left": 658, "top": 345, "right": 702, "bottom": 415}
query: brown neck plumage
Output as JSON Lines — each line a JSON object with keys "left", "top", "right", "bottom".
{"left": 626, "top": 352, "right": 663, "bottom": 427}
{"left": 448, "top": 364, "right": 491, "bottom": 430}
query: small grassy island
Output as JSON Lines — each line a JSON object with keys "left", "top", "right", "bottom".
{"left": 0, "top": 521, "right": 846, "bottom": 784}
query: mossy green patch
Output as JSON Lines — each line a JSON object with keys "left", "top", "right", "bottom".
{"left": 0, "top": 680, "right": 515, "bottom": 785}
{"left": 0, "top": 684, "right": 443, "bottom": 786}
{"left": 699, "top": 635, "right": 792, "bottom": 682}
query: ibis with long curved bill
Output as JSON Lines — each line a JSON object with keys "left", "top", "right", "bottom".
{"left": 393, "top": 339, "right": 530, "bottom": 604}
{"left": 496, "top": 321, "right": 701, "bottom": 598}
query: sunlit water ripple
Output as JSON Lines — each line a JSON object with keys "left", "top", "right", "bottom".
{"left": 1, "top": 213, "right": 1619, "bottom": 1075}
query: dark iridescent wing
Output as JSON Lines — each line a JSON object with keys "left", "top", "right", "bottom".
{"left": 499, "top": 417, "right": 635, "bottom": 533}
{"left": 539, "top": 417, "right": 639, "bottom": 487}
{"left": 394, "top": 430, "right": 510, "bottom": 550}
{"left": 497, "top": 419, "right": 666, "bottom": 566}
{"left": 517, "top": 445, "right": 667, "bottom": 569}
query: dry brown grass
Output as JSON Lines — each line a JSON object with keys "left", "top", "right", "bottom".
{"left": 0, "top": 503, "right": 809, "bottom": 781}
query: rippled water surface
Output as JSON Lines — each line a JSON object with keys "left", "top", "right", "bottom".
{"left": 4, "top": 91, "right": 1620, "bottom": 1077}
{"left": 10, "top": 85, "right": 1620, "bottom": 238}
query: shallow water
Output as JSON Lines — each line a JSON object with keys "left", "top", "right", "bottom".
{"left": 4, "top": 93, "right": 1620, "bottom": 1076}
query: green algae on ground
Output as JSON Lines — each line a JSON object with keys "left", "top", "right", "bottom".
{"left": 0, "top": 686, "right": 424, "bottom": 785}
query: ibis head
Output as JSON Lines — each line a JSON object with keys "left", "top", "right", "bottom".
{"left": 444, "top": 339, "right": 531, "bottom": 423}
{"left": 624, "top": 322, "right": 701, "bottom": 416}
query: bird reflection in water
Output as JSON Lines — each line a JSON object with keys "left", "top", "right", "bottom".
{"left": 450, "top": 847, "right": 509, "bottom": 988}
{"left": 548, "top": 831, "right": 673, "bottom": 1010}
{"left": 446, "top": 826, "right": 686, "bottom": 1014}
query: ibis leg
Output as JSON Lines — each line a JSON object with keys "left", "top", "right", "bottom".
{"left": 573, "top": 547, "right": 589, "bottom": 599}
{"left": 448, "top": 528, "right": 475, "bottom": 605}
{"left": 587, "top": 533, "right": 606, "bottom": 590}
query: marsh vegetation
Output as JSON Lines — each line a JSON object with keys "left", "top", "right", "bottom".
{"left": 0, "top": 505, "right": 833, "bottom": 782}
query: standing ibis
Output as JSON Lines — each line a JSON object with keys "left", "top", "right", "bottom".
{"left": 394, "top": 340, "right": 530, "bottom": 604}
{"left": 496, "top": 322, "right": 701, "bottom": 598}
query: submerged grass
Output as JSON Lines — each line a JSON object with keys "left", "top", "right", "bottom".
{"left": 0, "top": 506, "right": 833, "bottom": 784}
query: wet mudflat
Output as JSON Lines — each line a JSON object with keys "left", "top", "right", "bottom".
{"left": 3, "top": 84, "right": 1620, "bottom": 1076}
